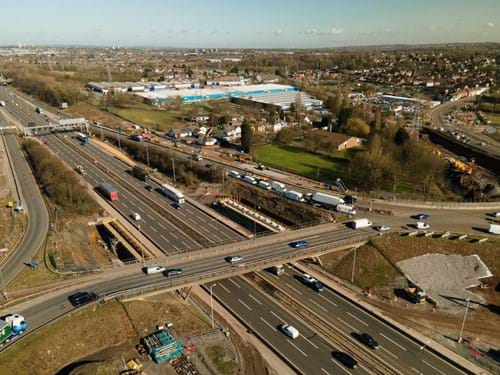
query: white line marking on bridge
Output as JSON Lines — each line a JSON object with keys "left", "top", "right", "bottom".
{"left": 337, "top": 317, "right": 357, "bottom": 333}
{"left": 308, "top": 298, "right": 329, "bottom": 313}
{"left": 270, "top": 310, "right": 285, "bottom": 323}
{"left": 160, "top": 235, "right": 170, "bottom": 243}
{"left": 218, "top": 283, "right": 231, "bottom": 294}
{"left": 331, "top": 358, "right": 351, "bottom": 374}
{"left": 379, "top": 333, "right": 407, "bottom": 351}
{"left": 150, "top": 226, "right": 158, "bottom": 233}
{"left": 321, "top": 368, "right": 331, "bottom": 375}
{"left": 318, "top": 294, "right": 337, "bottom": 307}
{"left": 381, "top": 346, "right": 398, "bottom": 359}
{"left": 423, "top": 360, "right": 448, "bottom": 375}
{"left": 302, "top": 335, "right": 319, "bottom": 349}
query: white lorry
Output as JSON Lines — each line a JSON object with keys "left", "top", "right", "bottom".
{"left": 312, "top": 192, "right": 345, "bottom": 208}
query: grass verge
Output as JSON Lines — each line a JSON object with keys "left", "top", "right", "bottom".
{"left": 207, "top": 344, "right": 239, "bottom": 375}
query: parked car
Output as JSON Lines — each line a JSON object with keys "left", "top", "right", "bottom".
{"left": 332, "top": 351, "right": 358, "bottom": 369}
{"left": 225, "top": 255, "right": 244, "bottom": 264}
{"left": 414, "top": 213, "right": 430, "bottom": 220}
{"left": 164, "top": 268, "right": 183, "bottom": 277}
{"left": 68, "top": 291, "right": 98, "bottom": 307}
{"left": 289, "top": 240, "right": 308, "bottom": 249}
{"left": 280, "top": 324, "right": 300, "bottom": 339}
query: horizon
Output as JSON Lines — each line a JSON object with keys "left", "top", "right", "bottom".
{"left": 1, "top": 0, "right": 499, "bottom": 48}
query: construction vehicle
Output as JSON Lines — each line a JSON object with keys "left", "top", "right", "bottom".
{"left": 405, "top": 287, "right": 426, "bottom": 304}
{"left": 75, "top": 165, "right": 86, "bottom": 175}
{"left": 126, "top": 358, "right": 143, "bottom": 373}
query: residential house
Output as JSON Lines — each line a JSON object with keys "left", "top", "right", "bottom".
{"left": 166, "top": 127, "right": 193, "bottom": 139}
{"left": 222, "top": 124, "right": 241, "bottom": 141}
{"left": 329, "top": 132, "right": 363, "bottom": 151}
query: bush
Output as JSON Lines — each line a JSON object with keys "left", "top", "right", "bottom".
{"left": 23, "top": 140, "right": 99, "bottom": 215}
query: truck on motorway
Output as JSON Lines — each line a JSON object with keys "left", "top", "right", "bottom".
{"left": 271, "top": 181, "right": 286, "bottom": 193}
{"left": 351, "top": 218, "right": 372, "bottom": 229}
{"left": 98, "top": 182, "right": 119, "bottom": 201}
{"left": 312, "top": 192, "right": 345, "bottom": 208}
{"left": 286, "top": 190, "right": 305, "bottom": 202}
{"left": 0, "top": 314, "right": 28, "bottom": 347}
{"left": 336, "top": 204, "right": 356, "bottom": 215}
{"left": 131, "top": 165, "right": 149, "bottom": 181}
{"left": 269, "top": 264, "right": 284, "bottom": 275}
{"left": 489, "top": 224, "right": 500, "bottom": 235}
{"left": 76, "top": 132, "right": 89, "bottom": 144}
{"left": 35, "top": 106, "right": 43, "bottom": 114}
{"left": 160, "top": 183, "right": 185, "bottom": 204}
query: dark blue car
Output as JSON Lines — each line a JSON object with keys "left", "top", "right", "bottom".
{"left": 289, "top": 240, "right": 308, "bottom": 249}
{"left": 414, "top": 213, "right": 430, "bottom": 220}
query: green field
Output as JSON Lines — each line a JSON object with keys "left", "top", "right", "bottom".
{"left": 255, "top": 144, "right": 348, "bottom": 181}
{"left": 109, "top": 107, "right": 186, "bottom": 130}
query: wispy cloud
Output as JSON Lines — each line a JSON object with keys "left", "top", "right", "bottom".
{"left": 486, "top": 21, "right": 495, "bottom": 28}
{"left": 303, "top": 27, "right": 344, "bottom": 36}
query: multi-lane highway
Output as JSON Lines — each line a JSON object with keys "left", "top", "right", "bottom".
{"left": 0, "top": 130, "right": 49, "bottom": 285}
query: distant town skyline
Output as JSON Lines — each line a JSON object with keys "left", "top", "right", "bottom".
{"left": 0, "top": 0, "right": 499, "bottom": 48}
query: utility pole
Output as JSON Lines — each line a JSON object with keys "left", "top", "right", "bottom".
{"left": 209, "top": 284, "right": 217, "bottom": 330}
{"left": 351, "top": 246, "right": 357, "bottom": 284}
{"left": 458, "top": 298, "right": 471, "bottom": 344}
{"left": 418, "top": 342, "right": 429, "bottom": 375}
{"left": 145, "top": 143, "right": 150, "bottom": 169}
{"left": 172, "top": 158, "right": 176, "bottom": 185}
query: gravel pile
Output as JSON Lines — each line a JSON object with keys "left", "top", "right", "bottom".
{"left": 397, "top": 254, "right": 493, "bottom": 309}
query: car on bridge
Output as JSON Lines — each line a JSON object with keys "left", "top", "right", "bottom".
{"left": 332, "top": 351, "right": 358, "bottom": 369}
{"left": 225, "top": 255, "right": 244, "bottom": 264}
{"left": 354, "top": 333, "right": 380, "bottom": 350}
{"left": 164, "top": 268, "right": 183, "bottom": 277}
{"left": 68, "top": 291, "right": 98, "bottom": 307}
{"left": 301, "top": 273, "right": 325, "bottom": 292}
{"left": 414, "top": 213, "right": 430, "bottom": 220}
{"left": 289, "top": 240, "right": 308, "bottom": 249}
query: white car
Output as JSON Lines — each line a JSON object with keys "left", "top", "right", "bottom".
{"left": 225, "top": 255, "right": 244, "bottom": 264}
{"left": 375, "top": 225, "right": 391, "bottom": 232}
{"left": 280, "top": 324, "right": 300, "bottom": 339}
{"left": 131, "top": 212, "right": 141, "bottom": 221}
{"left": 415, "top": 221, "right": 430, "bottom": 230}
{"left": 143, "top": 265, "right": 166, "bottom": 275}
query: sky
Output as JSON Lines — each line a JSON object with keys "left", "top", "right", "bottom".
{"left": 0, "top": 0, "right": 499, "bottom": 48}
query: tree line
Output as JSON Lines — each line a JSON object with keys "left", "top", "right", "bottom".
{"left": 23, "top": 140, "right": 99, "bottom": 215}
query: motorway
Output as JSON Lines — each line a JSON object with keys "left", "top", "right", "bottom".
{"left": 0, "top": 87, "right": 486, "bottom": 374}
{"left": 254, "top": 266, "right": 466, "bottom": 375}
{"left": 0, "top": 129, "right": 49, "bottom": 285}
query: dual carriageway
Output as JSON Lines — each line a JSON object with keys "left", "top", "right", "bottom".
{"left": 0, "top": 86, "right": 485, "bottom": 375}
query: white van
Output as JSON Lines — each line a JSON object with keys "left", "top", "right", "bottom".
{"left": 280, "top": 324, "right": 300, "bottom": 339}
{"left": 143, "top": 265, "right": 166, "bottom": 275}
{"left": 271, "top": 181, "right": 287, "bottom": 193}
{"left": 489, "top": 224, "right": 500, "bottom": 235}
{"left": 351, "top": 218, "right": 372, "bottom": 229}
{"left": 257, "top": 181, "right": 272, "bottom": 190}
{"left": 243, "top": 175, "right": 258, "bottom": 185}
{"left": 227, "top": 170, "right": 241, "bottom": 179}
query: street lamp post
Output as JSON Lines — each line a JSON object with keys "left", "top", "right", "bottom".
{"left": 458, "top": 298, "right": 471, "bottom": 344}
{"left": 209, "top": 283, "right": 217, "bottom": 330}
{"left": 418, "top": 342, "right": 430, "bottom": 375}
{"left": 138, "top": 223, "right": 144, "bottom": 265}
{"left": 351, "top": 246, "right": 357, "bottom": 284}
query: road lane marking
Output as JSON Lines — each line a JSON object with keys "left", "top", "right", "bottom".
{"left": 302, "top": 335, "right": 319, "bottom": 349}
{"left": 411, "top": 367, "right": 420, "bottom": 374}
{"left": 381, "top": 346, "right": 398, "bottom": 359}
{"left": 218, "top": 283, "right": 231, "bottom": 294}
{"left": 308, "top": 298, "right": 329, "bottom": 313}
{"left": 238, "top": 299, "right": 252, "bottom": 311}
{"left": 318, "top": 293, "right": 337, "bottom": 306}
{"left": 248, "top": 294, "right": 263, "bottom": 305}
{"left": 158, "top": 223, "right": 166, "bottom": 230}
{"left": 337, "top": 317, "right": 358, "bottom": 333}
{"left": 330, "top": 358, "right": 351, "bottom": 374}
{"left": 321, "top": 368, "right": 331, "bottom": 375}
{"left": 122, "top": 203, "right": 128, "bottom": 208}
{"left": 270, "top": 310, "right": 285, "bottom": 323}
{"left": 160, "top": 235, "right": 170, "bottom": 243}
{"left": 287, "top": 339, "right": 308, "bottom": 357}
{"left": 171, "top": 232, "right": 179, "bottom": 239}
{"left": 346, "top": 311, "right": 368, "bottom": 326}
{"left": 259, "top": 317, "right": 277, "bottom": 331}
{"left": 379, "top": 333, "right": 407, "bottom": 351}
{"left": 151, "top": 227, "right": 158, "bottom": 233}
{"left": 423, "top": 360, "right": 448, "bottom": 375}
{"left": 228, "top": 279, "right": 241, "bottom": 289}
{"left": 182, "top": 241, "right": 190, "bottom": 249}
